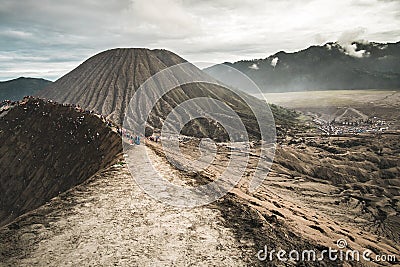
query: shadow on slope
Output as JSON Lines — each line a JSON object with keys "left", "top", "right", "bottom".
{"left": 0, "top": 98, "right": 122, "bottom": 227}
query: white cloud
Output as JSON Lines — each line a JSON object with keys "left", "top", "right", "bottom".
{"left": 249, "top": 63, "right": 259, "bottom": 70}
{"left": 340, "top": 44, "right": 368, "bottom": 58}
{"left": 1, "top": 30, "right": 33, "bottom": 39}
{"left": 337, "top": 29, "right": 370, "bottom": 58}
{"left": 271, "top": 57, "right": 279, "bottom": 68}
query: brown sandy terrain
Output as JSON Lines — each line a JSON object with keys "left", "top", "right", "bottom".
{"left": 0, "top": 145, "right": 329, "bottom": 267}
{"left": 0, "top": 153, "right": 248, "bottom": 266}
{"left": 0, "top": 97, "right": 310, "bottom": 266}
{"left": 159, "top": 133, "right": 399, "bottom": 266}
{"left": 0, "top": 132, "right": 398, "bottom": 266}
{"left": 0, "top": 98, "right": 122, "bottom": 227}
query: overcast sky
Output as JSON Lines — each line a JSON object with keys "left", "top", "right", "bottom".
{"left": 0, "top": 0, "right": 399, "bottom": 81}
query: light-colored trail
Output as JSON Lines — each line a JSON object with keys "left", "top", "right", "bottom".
{"left": 0, "top": 145, "right": 247, "bottom": 267}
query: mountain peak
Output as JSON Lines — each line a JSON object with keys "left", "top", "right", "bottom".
{"left": 205, "top": 41, "right": 400, "bottom": 93}
{"left": 36, "top": 48, "right": 281, "bottom": 140}
{"left": 37, "top": 48, "right": 188, "bottom": 122}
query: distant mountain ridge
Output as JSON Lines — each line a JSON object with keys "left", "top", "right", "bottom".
{"left": 204, "top": 41, "right": 400, "bottom": 93}
{"left": 0, "top": 77, "right": 52, "bottom": 101}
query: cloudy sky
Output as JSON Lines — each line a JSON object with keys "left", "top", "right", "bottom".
{"left": 0, "top": 0, "right": 399, "bottom": 81}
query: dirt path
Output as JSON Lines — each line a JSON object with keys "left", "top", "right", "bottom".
{"left": 0, "top": 146, "right": 248, "bottom": 266}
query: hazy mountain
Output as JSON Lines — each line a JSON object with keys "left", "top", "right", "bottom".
{"left": 204, "top": 41, "right": 400, "bottom": 93}
{"left": 0, "top": 77, "right": 52, "bottom": 101}
{"left": 37, "top": 48, "right": 299, "bottom": 140}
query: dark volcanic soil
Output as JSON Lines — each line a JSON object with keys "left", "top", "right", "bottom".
{"left": 0, "top": 98, "right": 122, "bottom": 227}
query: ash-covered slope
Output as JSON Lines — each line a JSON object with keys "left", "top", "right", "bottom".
{"left": 38, "top": 48, "right": 185, "bottom": 125}
{"left": 205, "top": 41, "right": 400, "bottom": 93}
{"left": 37, "top": 48, "right": 294, "bottom": 140}
{"left": 0, "top": 98, "right": 122, "bottom": 227}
